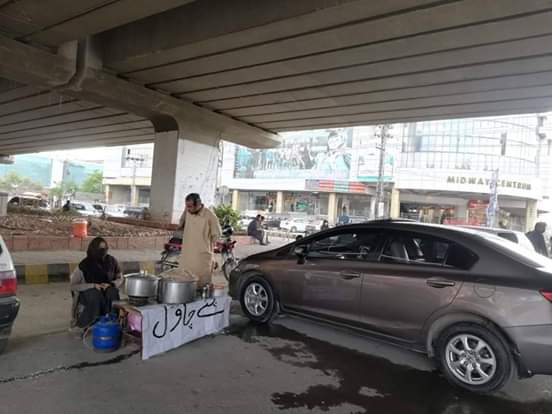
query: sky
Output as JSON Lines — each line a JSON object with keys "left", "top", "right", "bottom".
{"left": 39, "top": 146, "right": 123, "bottom": 162}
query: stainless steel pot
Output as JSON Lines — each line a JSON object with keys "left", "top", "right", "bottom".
{"left": 159, "top": 278, "right": 197, "bottom": 304}
{"left": 125, "top": 273, "right": 160, "bottom": 298}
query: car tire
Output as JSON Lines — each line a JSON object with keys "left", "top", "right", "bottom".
{"left": 436, "top": 323, "right": 513, "bottom": 393}
{"left": 239, "top": 275, "right": 278, "bottom": 324}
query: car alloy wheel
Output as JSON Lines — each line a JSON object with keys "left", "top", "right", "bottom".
{"left": 244, "top": 282, "right": 269, "bottom": 317}
{"left": 445, "top": 334, "right": 497, "bottom": 386}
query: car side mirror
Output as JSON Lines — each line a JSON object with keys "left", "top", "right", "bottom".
{"left": 294, "top": 245, "right": 307, "bottom": 264}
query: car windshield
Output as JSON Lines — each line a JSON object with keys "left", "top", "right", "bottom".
{"left": 477, "top": 232, "right": 552, "bottom": 268}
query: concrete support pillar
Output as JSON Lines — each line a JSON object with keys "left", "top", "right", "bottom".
{"left": 150, "top": 131, "right": 220, "bottom": 223}
{"left": 328, "top": 193, "right": 338, "bottom": 225}
{"left": 525, "top": 199, "right": 538, "bottom": 232}
{"left": 231, "top": 190, "right": 240, "bottom": 212}
{"left": 276, "top": 191, "right": 284, "bottom": 214}
{"left": 390, "top": 188, "right": 400, "bottom": 219}
{"left": 130, "top": 184, "right": 138, "bottom": 207}
{"left": 104, "top": 184, "right": 110, "bottom": 204}
{"left": 369, "top": 197, "right": 376, "bottom": 220}
{"left": 456, "top": 203, "right": 468, "bottom": 222}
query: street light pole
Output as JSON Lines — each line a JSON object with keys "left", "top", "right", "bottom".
{"left": 374, "top": 125, "right": 391, "bottom": 218}
{"left": 125, "top": 149, "right": 144, "bottom": 207}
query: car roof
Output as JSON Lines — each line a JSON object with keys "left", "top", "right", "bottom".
{"left": 460, "top": 225, "right": 522, "bottom": 235}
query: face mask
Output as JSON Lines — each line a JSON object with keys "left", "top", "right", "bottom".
{"left": 97, "top": 248, "right": 108, "bottom": 258}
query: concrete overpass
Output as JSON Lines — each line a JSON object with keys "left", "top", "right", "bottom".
{"left": 1, "top": 0, "right": 552, "bottom": 220}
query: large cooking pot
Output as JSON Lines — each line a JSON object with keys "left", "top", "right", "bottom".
{"left": 159, "top": 278, "right": 197, "bottom": 304}
{"left": 125, "top": 273, "right": 160, "bottom": 298}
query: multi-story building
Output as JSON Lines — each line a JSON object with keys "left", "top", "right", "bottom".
{"left": 395, "top": 115, "right": 546, "bottom": 230}
{"left": 103, "top": 144, "right": 153, "bottom": 206}
{"left": 222, "top": 114, "right": 551, "bottom": 231}
{"left": 221, "top": 126, "right": 399, "bottom": 223}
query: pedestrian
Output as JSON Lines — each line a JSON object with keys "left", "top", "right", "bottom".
{"left": 337, "top": 207, "right": 350, "bottom": 225}
{"left": 62, "top": 200, "right": 71, "bottom": 212}
{"left": 526, "top": 222, "right": 548, "bottom": 256}
{"left": 260, "top": 216, "right": 270, "bottom": 244}
{"left": 248, "top": 214, "right": 266, "bottom": 245}
{"left": 70, "top": 237, "right": 122, "bottom": 328}
{"left": 320, "top": 219, "right": 330, "bottom": 231}
{"left": 175, "top": 193, "right": 222, "bottom": 288}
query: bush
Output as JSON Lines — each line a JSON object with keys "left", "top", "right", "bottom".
{"left": 213, "top": 204, "right": 240, "bottom": 229}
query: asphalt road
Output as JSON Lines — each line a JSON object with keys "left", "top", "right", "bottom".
{"left": 1, "top": 309, "right": 552, "bottom": 414}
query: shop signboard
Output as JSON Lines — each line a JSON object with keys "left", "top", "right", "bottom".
{"left": 234, "top": 129, "right": 353, "bottom": 180}
{"left": 140, "top": 296, "right": 231, "bottom": 360}
{"left": 233, "top": 127, "right": 398, "bottom": 183}
{"left": 305, "top": 179, "right": 370, "bottom": 194}
{"left": 396, "top": 169, "right": 540, "bottom": 200}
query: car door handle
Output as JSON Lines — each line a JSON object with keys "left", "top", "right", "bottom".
{"left": 426, "top": 278, "right": 456, "bottom": 288}
{"left": 340, "top": 271, "right": 361, "bottom": 280}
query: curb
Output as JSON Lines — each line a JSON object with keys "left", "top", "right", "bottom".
{"left": 15, "top": 260, "right": 159, "bottom": 285}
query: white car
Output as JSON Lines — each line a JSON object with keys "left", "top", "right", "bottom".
{"left": 104, "top": 204, "right": 127, "bottom": 218}
{"left": 71, "top": 202, "right": 101, "bottom": 217}
{"left": 280, "top": 217, "right": 308, "bottom": 233}
{"left": 0, "top": 235, "right": 19, "bottom": 353}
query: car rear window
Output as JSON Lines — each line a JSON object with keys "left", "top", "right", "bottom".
{"left": 478, "top": 232, "right": 552, "bottom": 268}
{"left": 381, "top": 232, "right": 478, "bottom": 270}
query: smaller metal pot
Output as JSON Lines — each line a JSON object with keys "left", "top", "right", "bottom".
{"left": 159, "top": 278, "right": 197, "bottom": 304}
{"left": 124, "top": 273, "right": 160, "bottom": 298}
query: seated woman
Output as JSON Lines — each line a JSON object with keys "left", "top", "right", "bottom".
{"left": 70, "top": 237, "right": 122, "bottom": 328}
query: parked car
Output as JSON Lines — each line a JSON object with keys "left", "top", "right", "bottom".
{"left": 92, "top": 203, "right": 106, "bottom": 214}
{"left": 460, "top": 225, "right": 535, "bottom": 252}
{"left": 123, "top": 206, "right": 149, "bottom": 219}
{"left": 280, "top": 217, "right": 308, "bottom": 233}
{"left": 0, "top": 235, "right": 19, "bottom": 354}
{"left": 230, "top": 220, "right": 552, "bottom": 393}
{"left": 8, "top": 195, "right": 49, "bottom": 210}
{"left": 104, "top": 204, "right": 127, "bottom": 218}
{"left": 71, "top": 202, "right": 101, "bottom": 217}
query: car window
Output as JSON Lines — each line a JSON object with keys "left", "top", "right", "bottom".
{"left": 381, "top": 232, "right": 477, "bottom": 270}
{"left": 307, "top": 230, "right": 385, "bottom": 261}
{"left": 478, "top": 232, "right": 552, "bottom": 268}
{"left": 496, "top": 232, "right": 517, "bottom": 243}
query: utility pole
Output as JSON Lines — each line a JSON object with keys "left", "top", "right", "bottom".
{"left": 374, "top": 124, "right": 392, "bottom": 218}
{"left": 487, "top": 132, "right": 506, "bottom": 227}
{"left": 125, "top": 149, "right": 145, "bottom": 207}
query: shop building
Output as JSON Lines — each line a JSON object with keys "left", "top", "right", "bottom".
{"left": 395, "top": 115, "right": 546, "bottom": 231}
{"left": 221, "top": 114, "right": 550, "bottom": 231}
{"left": 220, "top": 126, "right": 399, "bottom": 224}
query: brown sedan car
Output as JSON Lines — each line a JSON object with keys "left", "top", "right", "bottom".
{"left": 229, "top": 220, "right": 552, "bottom": 393}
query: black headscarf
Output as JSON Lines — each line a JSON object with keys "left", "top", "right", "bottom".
{"left": 79, "top": 237, "right": 121, "bottom": 284}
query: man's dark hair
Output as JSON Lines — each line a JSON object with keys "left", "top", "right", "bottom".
{"left": 185, "top": 193, "right": 201, "bottom": 205}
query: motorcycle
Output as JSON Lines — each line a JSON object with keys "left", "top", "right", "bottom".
{"left": 159, "top": 230, "right": 182, "bottom": 272}
{"left": 159, "top": 225, "right": 238, "bottom": 280}
{"left": 214, "top": 224, "right": 238, "bottom": 281}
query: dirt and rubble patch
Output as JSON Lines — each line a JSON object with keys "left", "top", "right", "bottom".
{"left": 0, "top": 213, "right": 169, "bottom": 237}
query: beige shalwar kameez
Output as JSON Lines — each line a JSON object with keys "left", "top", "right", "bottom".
{"left": 175, "top": 206, "right": 221, "bottom": 287}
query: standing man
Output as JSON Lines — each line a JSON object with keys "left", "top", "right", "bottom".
{"left": 527, "top": 222, "right": 548, "bottom": 256}
{"left": 177, "top": 193, "right": 222, "bottom": 287}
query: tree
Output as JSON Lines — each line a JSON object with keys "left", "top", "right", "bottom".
{"left": 0, "top": 171, "right": 43, "bottom": 192}
{"left": 50, "top": 181, "right": 79, "bottom": 199}
{"left": 80, "top": 170, "right": 103, "bottom": 194}
{"left": 213, "top": 204, "right": 240, "bottom": 229}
